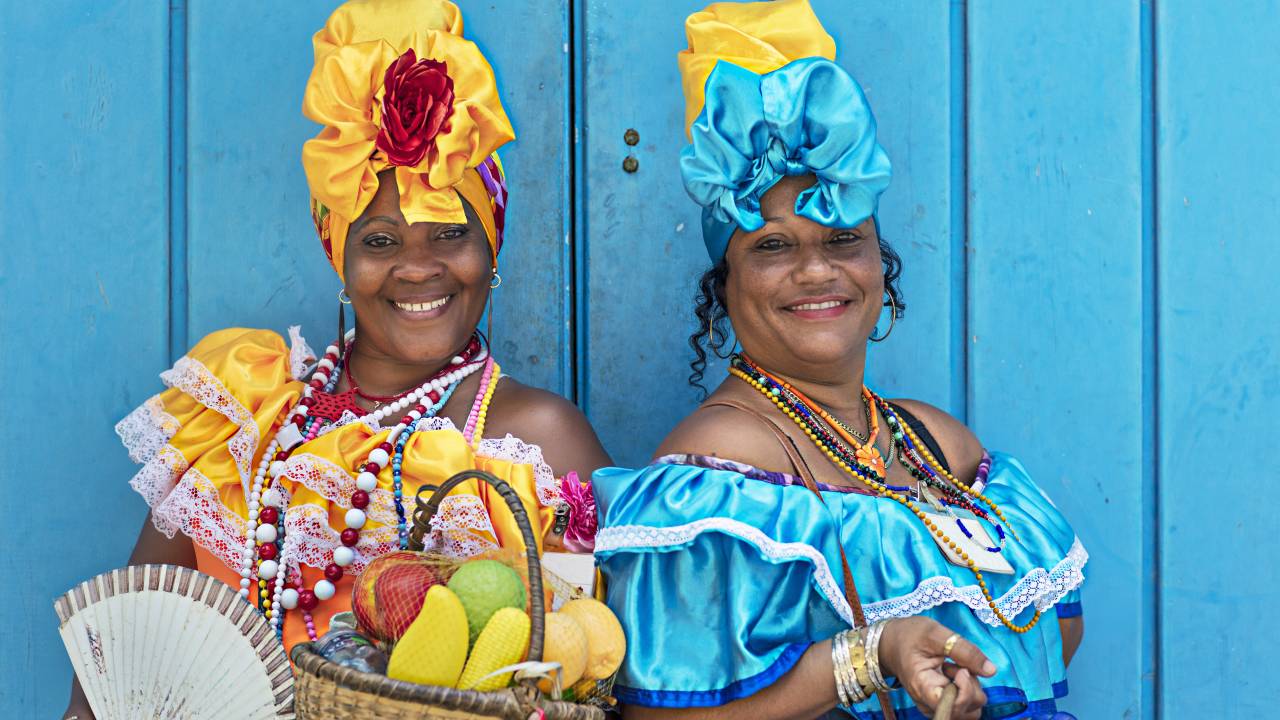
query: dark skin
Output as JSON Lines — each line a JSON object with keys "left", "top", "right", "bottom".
{"left": 630, "top": 175, "right": 1080, "bottom": 719}
{"left": 64, "top": 171, "right": 611, "bottom": 719}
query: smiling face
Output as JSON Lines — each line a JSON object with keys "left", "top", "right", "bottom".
{"left": 343, "top": 170, "right": 492, "bottom": 367}
{"left": 723, "top": 174, "right": 884, "bottom": 377}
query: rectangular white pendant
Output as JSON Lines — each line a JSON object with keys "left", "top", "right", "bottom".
{"left": 921, "top": 507, "right": 1016, "bottom": 575}
{"left": 275, "top": 423, "right": 304, "bottom": 452}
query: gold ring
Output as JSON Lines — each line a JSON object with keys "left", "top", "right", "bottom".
{"left": 942, "top": 633, "right": 960, "bottom": 657}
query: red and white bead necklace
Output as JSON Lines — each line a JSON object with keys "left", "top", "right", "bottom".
{"left": 235, "top": 334, "right": 487, "bottom": 634}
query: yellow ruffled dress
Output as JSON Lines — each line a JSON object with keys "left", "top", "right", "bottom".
{"left": 117, "top": 327, "right": 558, "bottom": 650}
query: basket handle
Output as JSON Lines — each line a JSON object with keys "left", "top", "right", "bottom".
{"left": 407, "top": 470, "right": 546, "bottom": 666}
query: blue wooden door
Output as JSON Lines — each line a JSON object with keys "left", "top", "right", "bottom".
{"left": 0, "top": 1, "right": 573, "bottom": 714}
{"left": 3, "top": 1, "right": 1278, "bottom": 717}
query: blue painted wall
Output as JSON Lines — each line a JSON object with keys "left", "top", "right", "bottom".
{"left": 3, "top": 1, "right": 1276, "bottom": 717}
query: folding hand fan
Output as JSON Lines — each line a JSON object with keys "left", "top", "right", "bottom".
{"left": 54, "top": 564, "right": 295, "bottom": 719}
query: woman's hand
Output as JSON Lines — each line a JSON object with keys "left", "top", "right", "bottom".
{"left": 878, "top": 617, "right": 996, "bottom": 719}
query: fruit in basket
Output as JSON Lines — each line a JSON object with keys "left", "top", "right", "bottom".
{"left": 386, "top": 586, "right": 470, "bottom": 687}
{"left": 536, "top": 612, "right": 588, "bottom": 694}
{"left": 447, "top": 559, "right": 527, "bottom": 645}
{"left": 352, "top": 551, "right": 444, "bottom": 642}
{"left": 559, "top": 598, "right": 626, "bottom": 680}
{"left": 456, "top": 607, "right": 531, "bottom": 691}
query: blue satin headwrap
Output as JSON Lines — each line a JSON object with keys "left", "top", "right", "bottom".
{"left": 679, "top": 57, "right": 892, "bottom": 261}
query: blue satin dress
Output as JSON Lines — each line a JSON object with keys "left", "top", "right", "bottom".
{"left": 592, "top": 452, "right": 1085, "bottom": 719}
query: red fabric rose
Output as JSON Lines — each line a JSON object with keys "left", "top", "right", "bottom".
{"left": 375, "top": 49, "right": 455, "bottom": 167}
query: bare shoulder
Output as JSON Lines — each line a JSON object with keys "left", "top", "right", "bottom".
{"left": 888, "top": 398, "right": 984, "bottom": 483}
{"left": 483, "top": 378, "right": 612, "bottom": 478}
{"left": 653, "top": 382, "right": 793, "bottom": 471}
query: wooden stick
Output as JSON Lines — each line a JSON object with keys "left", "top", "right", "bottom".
{"left": 935, "top": 683, "right": 958, "bottom": 720}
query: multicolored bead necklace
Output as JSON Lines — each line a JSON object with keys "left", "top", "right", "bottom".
{"left": 237, "top": 333, "right": 490, "bottom": 638}
{"left": 730, "top": 354, "right": 1041, "bottom": 633}
{"left": 391, "top": 382, "right": 460, "bottom": 548}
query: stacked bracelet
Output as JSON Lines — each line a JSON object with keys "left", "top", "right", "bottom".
{"left": 831, "top": 621, "right": 895, "bottom": 707}
{"left": 865, "top": 620, "right": 891, "bottom": 691}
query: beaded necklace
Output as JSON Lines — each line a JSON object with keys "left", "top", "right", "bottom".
{"left": 391, "top": 382, "right": 460, "bottom": 548}
{"left": 238, "top": 333, "right": 491, "bottom": 639}
{"left": 730, "top": 354, "right": 1041, "bottom": 633}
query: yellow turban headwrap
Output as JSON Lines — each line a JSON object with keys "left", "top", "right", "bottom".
{"left": 302, "top": 0, "right": 514, "bottom": 280}
{"left": 677, "top": 0, "right": 835, "bottom": 137}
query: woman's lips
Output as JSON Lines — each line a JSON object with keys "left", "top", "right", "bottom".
{"left": 784, "top": 298, "right": 851, "bottom": 320}
{"left": 389, "top": 294, "right": 452, "bottom": 319}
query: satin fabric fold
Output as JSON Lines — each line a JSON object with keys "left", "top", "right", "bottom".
{"left": 680, "top": 57, "right": 892, "bottom": 261}
{"left": 301, "top": 0, "right": 514, "bottom": 278}
{"left": 592, "top": 454, "right": 1084, "bottom": 718}
{"left": 120, "top": 328, "right": 552, "bottom": 651}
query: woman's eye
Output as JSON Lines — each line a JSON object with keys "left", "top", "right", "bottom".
{"left": 438, "top": 225, "right": 469, "bottom": 240}
{"left": 830, "top": 232, "right": 862, "bottom": 246}
{"left": 363, "top": 233, "right": 395, "bottom": 248}
{"left": 755, "top": 237, "right": 787, "bottom": 251}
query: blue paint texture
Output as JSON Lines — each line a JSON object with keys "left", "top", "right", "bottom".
{"left": 2, "top": 2, "right": 1276, "bottom": 717}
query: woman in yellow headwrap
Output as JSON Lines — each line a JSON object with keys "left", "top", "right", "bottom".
{"left": 64, "top": 2, "right": 608, "bottom": 717}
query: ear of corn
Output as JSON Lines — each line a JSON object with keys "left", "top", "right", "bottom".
{"left": 456, "top": 607, "right": 531, "bottom": 691}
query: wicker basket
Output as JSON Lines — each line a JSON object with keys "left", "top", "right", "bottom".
{"left": 292, "top": 470, "right": 608, "bottom": 720}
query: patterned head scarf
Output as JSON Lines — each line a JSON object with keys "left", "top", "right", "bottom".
{"left": 303, "top": 0, "right": 512, "bottom": 281}
{"left": 678, "top": 0, "right": 892, "bottom": 261}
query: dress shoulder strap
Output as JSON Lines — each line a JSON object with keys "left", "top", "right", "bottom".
{"left": 703, "top": 398, "right": 818, "bottom": 487}
{"left": 703, "top": 395, "right": 898, "bottom": 718}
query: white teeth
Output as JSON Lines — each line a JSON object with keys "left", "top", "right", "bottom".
{"left": 395, "top": 296, "right": 451, "bottom": 312}
{"left": 791, "top": 300, "right": 843, "bottom": 311}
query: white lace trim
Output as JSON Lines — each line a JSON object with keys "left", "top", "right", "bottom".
{"left": 594, "top": 519, "right": 857, "bottom": 627}
{"left": 129, "top": 444, "right": 189, "bottom": 523}
{"left": 120, "top": 345, "right": 553, "bottom": 573}
{"left": 160, "top": 356, "right": 261, "bottom": 500}
{"left": 116, "top": 395, "right": 180, "bottom": 464}
{"left": 597, "top": 520, "right": 1088, "bottom": 629}
{"left": 415, "top": 416, "right": 561, "bottom": 508}
{"left": 861, "top": 537, "right": 1088, "bottom": 627}
{"left": 149, "top": 465, "right": 249, "bottom": 569}
{"left": 287, "top": 325, "right": 317, "bottom": 381}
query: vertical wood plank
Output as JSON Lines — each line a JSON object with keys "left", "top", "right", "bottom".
{"left": 468, "top": 1, "right": 574, "bottom": 395}
{"left": 0, "top": 2, "right": 170, "bottom": 715}
{"left": 967, "top": 2, "right": 1147, "bottom": 716}
{"left": 581, "top": 0, "right": 956, "bottom": 467}
{"left": 184, "top": 1, "right": 573, "bottom": 394}
{"left": 1156, "top": 1, "right": 1280, "bottom": 715}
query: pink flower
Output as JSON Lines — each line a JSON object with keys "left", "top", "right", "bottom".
{"left": 559, "top": 472, "right": 597, "bottom": 553}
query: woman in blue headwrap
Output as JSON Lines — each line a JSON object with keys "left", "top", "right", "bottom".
{"left": 592, "top": 2, "right": 1084, "bottom": 719}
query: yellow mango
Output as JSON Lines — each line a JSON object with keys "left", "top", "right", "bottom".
{"left": 387, "top": 586, "right": 469, "bottom": 688}
{"left": 456, "top": 607, "right": 531, "bottom": 691}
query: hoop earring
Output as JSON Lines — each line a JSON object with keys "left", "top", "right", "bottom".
{"left": 337, "top": 288, "right": 352, "bottom": 305}
{"left": 337, "top": 295, "right": 347, "bottom": 364}
{"left": 489, "top": 271, "right": 503, "bottom": 289}
{"left": 869, "top": 295, "right": 898, "bottom": 343}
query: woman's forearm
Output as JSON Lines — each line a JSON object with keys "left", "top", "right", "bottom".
{"left": 623, "top": 640, "right": 837, "bottom": 720}
{"left": 127, "top": 512, "right": 197, "bottom": 567}
{"left": 1060, "top": 617, "right": 1083, "bottom": 667}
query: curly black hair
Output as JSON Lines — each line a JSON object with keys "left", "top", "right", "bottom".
{"left": 687, "top": 235, "right": 906, "bottom": 396}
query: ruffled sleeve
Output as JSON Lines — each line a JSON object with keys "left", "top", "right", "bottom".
{"left": 592, "top": 463, "right": 853, "bottom": 708}
{"left": 116, "top": 327, "right": 307, "bottom": 568}
{"left": 592, "top": 454, "right": 1087, "bottom": 714}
